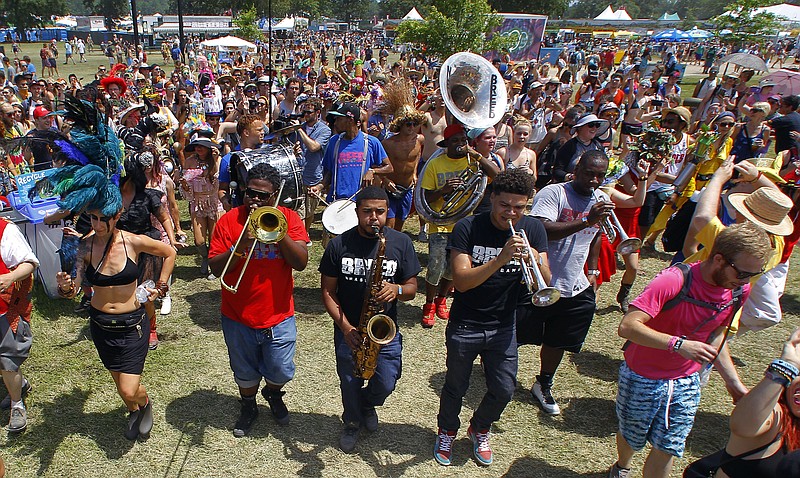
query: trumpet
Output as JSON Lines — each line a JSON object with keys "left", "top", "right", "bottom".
{"left": 599, "top": 211, "right": 642, "bottom": 255}
{"left": 508, "top": 220, "right": 560, "bottom": 307}
{"left": 220, "top": 181, "right": 288, "bottom": 293}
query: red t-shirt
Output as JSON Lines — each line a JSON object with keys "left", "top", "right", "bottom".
{"left": 624, "top": 262, "right": 750, "bottom": 380}
{"left": 594, "top": 87, "right": 625, "bottom": 107}
{"left": 209, "top": 205, "right": 309, "bottom": 329}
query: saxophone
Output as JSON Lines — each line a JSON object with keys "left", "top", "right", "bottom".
{"left": 353, "top": 226, "right": 397, "bottom": 380}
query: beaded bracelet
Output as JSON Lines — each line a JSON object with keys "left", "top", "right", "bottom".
{"left": 768, "top": 359, "right": 799, "bottom": 384}
{"left": 667, "top": 336, "right": 678, "bottom": 352}
{"left": 57, "top": 282, "right": 75, "bottom": 298}
{"left": 156, "top": 280, "right": 169, "bottom": 298}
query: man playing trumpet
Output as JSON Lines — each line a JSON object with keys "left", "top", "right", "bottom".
{"left": 434, "top": 169, "right": 550, "bottom": 466}
{"left": 319, "top": 186, "right": 420, "bottom": 453}
{"left": 208, "top": 163, "right": 309, "bottom": 438}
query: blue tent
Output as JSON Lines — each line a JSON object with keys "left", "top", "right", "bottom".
{"left": 687, "top": 27, "right": 713, "bottom": 41}
{"left": 652, "top": 28, "right": 691, "bottom": 42}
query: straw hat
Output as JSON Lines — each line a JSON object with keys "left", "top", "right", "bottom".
{"left": 748, "top": 157, "right": 786, "bottom": 185}
{"left": 727, "top": 187, "right": 794, "bottom": 236}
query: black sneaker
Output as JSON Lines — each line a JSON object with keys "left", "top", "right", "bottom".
{"left": 74, "top": 293, "right": 92, "bottom": 314}
{"left": 532, "top": 381, "right": 561, "bottom": 415}
{"left": 261, "top": 387, "right": 289, "bottom": 426}
{"left": 124, "top": 409, "right": 143, "bottom": 440}
{"left": 138, "top": 399, "right": 154, "bottom": 439}
{"left": 362, "top": 407, "right": 378, "bottom": 432}
{"left": 0, "top": 378, "right": 31, "bottom": 410}
{"left": 339, "top": 423, "right": 360, "bottom": 452}
{"left": 233, "top": 399, "right": 258, "bottom": 437}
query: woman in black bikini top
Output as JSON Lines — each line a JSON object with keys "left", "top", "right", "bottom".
{"left": 56, "top": 206, "right": 176, "bottom": 442}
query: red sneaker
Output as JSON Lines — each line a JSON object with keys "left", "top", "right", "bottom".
{"left": 422, "top": 303, "right": 436, "bottom": 328}
{"left": 434, "top": 428, "right": 456, "bottom": 466}
{"left": 467, "top": 425, "right": 493, "bottom": 465}
{"left": 434, "top": 296, "right": 449, "bottom": 320}
{"left": 149, "top": 316, "right": 159, "bottom": 350}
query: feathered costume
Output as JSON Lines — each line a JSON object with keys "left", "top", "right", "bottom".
{"left": 383, "top": 79, "right": 426, "bottom": 133}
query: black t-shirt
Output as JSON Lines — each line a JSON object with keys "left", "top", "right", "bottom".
{"left": 26, "top": 129, "right": 55, "bottom": 171}
{"left": 447, "top": 213, "right": 548, "bottom": 329}
{"left": 771, "top": 111, "right": 800, "bottom": 153}
{"left": 319, "top": 226, "right": 421, "bottom": 326}
{"left": 118, "top": 188, "right": 163, "bottom": 240}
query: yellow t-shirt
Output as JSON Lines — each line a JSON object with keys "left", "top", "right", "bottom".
{"left": 685, "top": 216, "right": 784, "bottom": 334}
{"left": 420, "top": 154, "right": 472, "bottom": 233}
{"left": 682, "top": 137, "right": 732, "bottom": 199}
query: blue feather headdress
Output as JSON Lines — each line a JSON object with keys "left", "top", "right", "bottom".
{"left": 57, "top": 165, "right": 122, "bottom": 217}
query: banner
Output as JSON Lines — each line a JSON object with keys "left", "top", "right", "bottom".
{"left": 486, "top": 14, "right": 548, "bottom": 62}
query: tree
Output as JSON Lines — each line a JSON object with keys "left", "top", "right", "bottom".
{"left": 233, "top": 5, "right": 265, "bottom": 42}
{"left": 0, "top": 0, "right": 66, "bottom": 35}
{"left": 488, "top": 0, "right": 568, "bottom": 18}
{"left": 83, "top": 0, "right": 129, "bottom": 31}
{"left": 713, "top": 0, "right": 780, "bottom": 45}
{"left": 397, "top": 0, "right": 511, "bottom": 59}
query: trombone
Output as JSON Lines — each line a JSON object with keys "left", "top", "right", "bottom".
{"left": 220, "top": 180, "right": 288, "bottom": 293}
{"left": 508, "top": 220, "right": 560, "bottom": 307}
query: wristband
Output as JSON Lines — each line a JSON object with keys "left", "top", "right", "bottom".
{"left": 587, "top": 269, "right": 600, "bottom": 277}
{"left": 57, "top": 282, "right": 75, "bottom": 298}
{"left": 667, "top": 336, "right": 678, "bottom": 352}
{"left": 748, "top": 171, "right": 763, "bottom": 183}
{"left": 230, "top": 245, "right": 245, "bottom": 258}
{"left": 581, "top": 216, "right": 589, "bottom": 228}
{"left": 156, "top": 280, "right": 169, "bottom": 297}
{"left": 773, "top": 359, "right": 800, "bottom": 376}
{"left": 765, "top": 369, "right": 791, "bottom": 387}
{"left": 397, "top": 285, "right": 403, "bottom": 296}
{"left": 673, "top": 336, "right": 685, "bottom": 353}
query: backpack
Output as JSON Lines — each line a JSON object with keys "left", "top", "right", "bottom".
{"left": 569, "top": 51, "right": 579, "bottom": 64}
{"left": 535, "top": 137, "right": 560, "bottom": 189}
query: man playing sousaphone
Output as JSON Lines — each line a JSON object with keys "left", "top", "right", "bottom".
{"left": 418, "top": 124, "right": 500, "bottom": 328}
{"left": 319, "top": 186, "right": 420, "bottom": 452}
{"left": 381, "top": 80, "right": 426, "bottom": 232}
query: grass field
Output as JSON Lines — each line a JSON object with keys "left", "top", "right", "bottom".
{"left": 0, "top": 43, "right": 797, "bottom": 477}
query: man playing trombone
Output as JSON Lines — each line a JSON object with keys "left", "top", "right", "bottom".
{"left": 527, "top": 150, "right": 613, "bottom": 415}
{"left": 208, "top": 163, "right": 309, "bottom": 438}
{"left": 434, "top": 169, "right": 550, "bottom": 467}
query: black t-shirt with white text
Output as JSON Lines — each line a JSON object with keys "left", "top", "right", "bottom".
{"left": 319, "top": 226, "right": 421, "bottom": 327}
{"left": 447, "top": 213, "right": 548, "bottom": 329}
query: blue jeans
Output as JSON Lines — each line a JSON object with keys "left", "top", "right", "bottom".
{"left": 437, "top": 323, "right": 518, "bottom": 432}
{"left": 221, "top": 314, "right": 297, "bottom": 389}
{"left": 334, "top": 328, "right": 403, "bottom": 426}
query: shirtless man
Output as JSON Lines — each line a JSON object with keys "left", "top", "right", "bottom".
{"left": 382, "top": 122, "right": 424, "bottom": 231}
{"left": 418, "top": 93, "right": 447, "bottom": 240}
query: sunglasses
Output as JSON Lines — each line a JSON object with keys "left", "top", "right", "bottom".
{"left": 718, "top": 122, "right": 735, "bottom": 128}
{"left": 404, "top": 122, "right": 416, "bottom": 127}
{"left": 725, "top": 257, "right": 764, "bottom": 280}
{"left": 585, "top": 122, "right": 602, "bottom": 128}
{"left": 246, "top": 188, "right": 276, "bottom": 201}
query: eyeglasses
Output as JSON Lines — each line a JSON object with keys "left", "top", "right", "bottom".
{"left": 725, "top": 257, "right": 764, "bottom": 279}
{"left": 718, "top": 122, "right": 735, "bottom": 128}
{"left": 246, "top": 188, "right": 276, "bottom": 201}
{"left": 301, "top": 109, "right": 315, "bottom": 115}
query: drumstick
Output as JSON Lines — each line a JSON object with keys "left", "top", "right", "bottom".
{"left": 338, "top": 188, "right": 363, "bottom": 212}
{"left": 308, "top": 189, "right": 330, "bottom": 206}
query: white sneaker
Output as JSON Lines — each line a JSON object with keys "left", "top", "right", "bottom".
{"left": 207, "top": 273, "right": 217, "bottom": 281}
{"left": 160, "top": 295, "right": 172, "bottom": 315}
{"left": 532, "top": 381, "right": 561, "bottom": 415}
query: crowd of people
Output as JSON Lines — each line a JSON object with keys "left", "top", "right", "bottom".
{"left": 1, "top": 31, "right": 800, "bottom": 477}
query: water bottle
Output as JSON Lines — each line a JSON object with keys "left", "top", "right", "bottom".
{"left": 698, "top": 362, "right": 714, "bottom": 387}
{"left": 136, "top": 280, "right": 155, "bottom": 303}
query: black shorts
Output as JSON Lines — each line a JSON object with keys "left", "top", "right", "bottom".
{"left": 515, "top": 287, "right": 596, "bottom": 353}
{"left": 639, "top": 190, "right": 667, "bottom": 228}
{"left": 89, "top": 307, "right": 149, "bottom": 375}
{"left": 621, "top": 123, "right": 643, "bottom": 136}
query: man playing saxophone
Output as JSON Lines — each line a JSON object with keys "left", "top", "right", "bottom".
{"left": 319, "top": 186, "right": 421, "bottom": 453}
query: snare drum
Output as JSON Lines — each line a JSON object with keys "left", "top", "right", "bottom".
{"left": 321, "top": 199, "right": 357, "bottom": 235}
{"left": 231, "top": 144, "right": 304, "bottom": 211}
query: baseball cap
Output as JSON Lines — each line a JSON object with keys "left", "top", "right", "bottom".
{"left": 33, "top": 105, "right": 51, "bottom": 119}
{"left": 328, "top": 102, "right": 361, "bottom": 122}
{"left": 437, "top": 124, "right": 466, "bottom": 147}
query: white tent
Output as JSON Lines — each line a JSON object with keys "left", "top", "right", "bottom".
{"left": 614, "top": 8, "right": 632, "bottom": 20}
{"left": 595, "top": 5, "right": 617, "bottom": 20}
{"left": 273, "top": 18, "right": 296, "bottom": 30}
{"left": 402, "top": 8, "right": 424, "bottom": 21}
{"left": 53, "top": 16, "right": 77, "bottom": 28}
{"left": 755, "top": 3, "right": 800, "bottom": 22}
{"left": 200, "top": 35, "right": 257, "bottom": 53}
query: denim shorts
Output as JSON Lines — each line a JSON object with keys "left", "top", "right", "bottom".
{"left": 616, "top": 362, "right": 701, "bottom": 457}
{"left": 386, "top": 184, "right": 414, "bottom": 221}
{"left": 426, "top": 233, "right": 452, "bottom": 285}
{"left": 221, "top": 314, "right": 296, "bottom": 388}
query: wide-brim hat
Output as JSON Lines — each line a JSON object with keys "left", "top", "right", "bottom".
{"left": 100, "top": 76, "right": 127, "bottom": 95}
{"left": 664, "top": 106, "right": 692, "bottom": 126}
{"left": 728, "top": 187, "right": 794, "bottom": 236}
{"left": 570, "top": 113, "right": 610, "bottom": 137}
{"left": 388, "top": 104, "right": 426, "bottom": 133}
{"left": 118, "top": 103, "right": 145, "bottom": 124}
{"left": 217, "top": 74, "right": 235, "bottom": 84}
{"left": 404, "top": 69, "right": 422, "bottom": 79}
{"left": 749, "top": 157, "right": 786, "bottom": 185}
{"left": 185, "top": 136, "right": 222, "bottom": 153}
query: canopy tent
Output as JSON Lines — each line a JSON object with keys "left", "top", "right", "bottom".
{"left": 658, "top": 12, "right": 681, "bottom": 21}
{"left": 200, "top": 35, "right": 257, "bottom": 53}
{"left": 402, "top": 8, "right": 424, "bottom": 21}
{"left": 613, "top": 8, "right": 632, "bottom": 20}
{"left": 53, "top": 16, "right": 77, "bottom": 28}
{"left": 755, "top": 3, "right": 800, "bottom": 22}
{"left": 595, "top": 5, "right": 617, "bottom": 20}
{"left": 652, "top": 28, "right": 691, "bottom": 42}
{"left": 273, "top": 18, "right": 295, "bottom": 30}
{"left": 687, "top": 27, "right": 713, "bottom": 41}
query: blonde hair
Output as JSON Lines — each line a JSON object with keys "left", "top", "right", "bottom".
{"left": 751, "top": 101, "right": 771, "bottom": 114}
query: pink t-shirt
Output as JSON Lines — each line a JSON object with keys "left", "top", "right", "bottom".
{"left": 624, "top": 262, "right": 750, "bottom": 380}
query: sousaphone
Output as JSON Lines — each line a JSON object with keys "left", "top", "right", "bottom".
{"left": 414, "top": 52, "right": 506, "bottom": 225}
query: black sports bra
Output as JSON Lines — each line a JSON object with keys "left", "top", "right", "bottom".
{"left": 85, "top": 233, "right": 139, "bottom": 287}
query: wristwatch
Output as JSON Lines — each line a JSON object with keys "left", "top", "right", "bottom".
{"left": 587, "top": 269, "right": 601, "bottom": 277}
{"left": 581, "top": 216, "right": 589, "bottom": 228}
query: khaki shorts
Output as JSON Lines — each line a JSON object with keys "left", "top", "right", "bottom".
{"left": 426, "top": 233, "right": 452, "bottom": 286}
